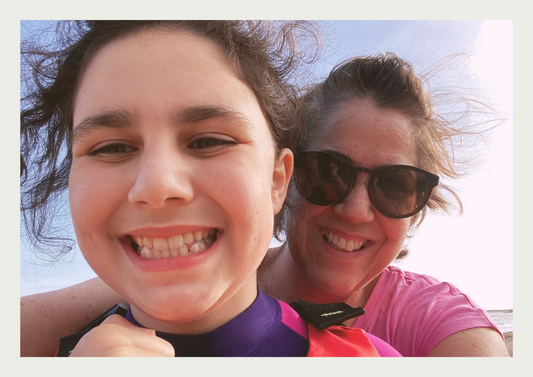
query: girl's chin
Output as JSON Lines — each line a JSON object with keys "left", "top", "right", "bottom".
{"left": 126, "top": 285, "right": 246, "bottom": 335}
{"left": 129, "top": 302, "right": 211, "bottom": 333}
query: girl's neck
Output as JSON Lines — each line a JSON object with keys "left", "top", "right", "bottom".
{"left": 130, "top": 274, "right": 259, "bottom": 335}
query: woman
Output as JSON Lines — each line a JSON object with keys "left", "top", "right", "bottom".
{"left": 258, "top": 54, "right": 508, "bottom": 356}
{"left": 20, "top": 23, "right": 507, "bottom": 356}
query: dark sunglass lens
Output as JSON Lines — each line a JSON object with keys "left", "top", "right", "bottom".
{"left": 294, "top": 155, "right": 317, "bottom": 198}
{"left": 295, "top": 153, "right": 351, "bottom": 205}
{"left": 372, "top": 168, "right": 428, "bottom": 217}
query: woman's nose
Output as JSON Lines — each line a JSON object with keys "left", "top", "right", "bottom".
{"left": 333, "top": 173, "right": 375, "bottom": 223}
{"left": 128, "top": 147, "right": 194, "bottom": 208}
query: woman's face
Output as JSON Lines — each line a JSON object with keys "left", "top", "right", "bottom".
{"left": 69, "top": 29, "right": 292, "bottom": 334}
{"left": 289, "top": 98, "right": 417, "bottom": 304}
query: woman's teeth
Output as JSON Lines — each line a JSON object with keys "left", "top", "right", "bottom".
{"left": 322, "top": 228, "right": 366, "bottom": 252}
{"left": 132, "top": 229, "right": 217, "bottom": 260}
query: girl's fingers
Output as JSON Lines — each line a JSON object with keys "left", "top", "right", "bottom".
{"left": 99, "top": 314, "right": 156, "bottom": 335}
{"left": 70, "top": 315, "right": 175, "bottom": 357}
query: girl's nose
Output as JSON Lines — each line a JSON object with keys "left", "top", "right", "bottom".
{"left": 332, "top": 173, "right": 375, "bottom": 223}
{"left": 128, "top": 147, "right": 194, "bottom": 208}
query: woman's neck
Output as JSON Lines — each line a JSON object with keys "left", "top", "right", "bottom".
{"left": 258, "top": 243, "right": 379, "bottom": 311}
{"left": 258, "top": 244, "right": 298, "bottom": 301}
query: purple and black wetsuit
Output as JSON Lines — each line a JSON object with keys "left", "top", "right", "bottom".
{"left": 124, "top": 289, "right": 400, "bottom": 357}
{"left": 57, "top": 288, "right": 400, "bottom": 356}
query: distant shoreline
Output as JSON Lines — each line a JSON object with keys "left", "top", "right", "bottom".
{"left": 487, "top": 309, "right": 513, "bottom": 313}
{"left": 486, "top": 309, "right": 513, "bottom": 357}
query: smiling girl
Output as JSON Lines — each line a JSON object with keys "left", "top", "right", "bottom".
{"left": 21, "top": 21, "right": 398, "bottom": 357}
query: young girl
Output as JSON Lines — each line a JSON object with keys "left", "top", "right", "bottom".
{"left": 21, "top": 21, "right": 399, "bottom": 357}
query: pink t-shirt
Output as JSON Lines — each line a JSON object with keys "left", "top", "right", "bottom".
{"left": 353, "top": 265, "right": 502, "bottom": 357}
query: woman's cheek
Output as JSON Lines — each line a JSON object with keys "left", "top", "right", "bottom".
{"left": 384, "top": 217, "right": 411, "bottom": 250}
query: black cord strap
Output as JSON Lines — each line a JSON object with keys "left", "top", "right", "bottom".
{"left": 290, "top": 300, "right": 364, "bottom": 330}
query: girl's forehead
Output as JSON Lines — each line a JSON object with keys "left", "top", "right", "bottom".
{"left": 82, "top": 28, "right": 233, "bottom": 85}
{"left": 73, "top": 29, "right": 264, "bottom": 130}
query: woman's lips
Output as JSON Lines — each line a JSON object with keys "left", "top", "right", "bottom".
{"left": 321, "top": 228, "right": 367, "bottom": 252}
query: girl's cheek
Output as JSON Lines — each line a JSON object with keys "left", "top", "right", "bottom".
{"left": 70, "top": 169, "right": 113, "bottom": 224}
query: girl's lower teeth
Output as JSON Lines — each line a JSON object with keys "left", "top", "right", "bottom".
{"left": 136, "top": 235, "right": 215, "bottom": 260}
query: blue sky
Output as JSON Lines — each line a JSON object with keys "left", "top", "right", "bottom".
{"left": 19, "top": 20, "right": 512, "bottom": 310}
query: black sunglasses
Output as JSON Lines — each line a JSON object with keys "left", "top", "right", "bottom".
{"left": 293, "top": 151, "right": 439, "bottom": 219}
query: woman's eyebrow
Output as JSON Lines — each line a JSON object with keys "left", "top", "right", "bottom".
{"left": 319, "top": 148, "right": 355, "bottom": 164}
{"left": 72, "top": 109, "right": 138, "bottom": 144}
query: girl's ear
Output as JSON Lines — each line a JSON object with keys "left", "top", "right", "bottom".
{"left": 271, "top": 148, "right": 294, "bottom": 215}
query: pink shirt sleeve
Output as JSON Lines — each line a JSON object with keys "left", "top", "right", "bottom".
{"left": 355, "top": 266, "right": 501, "bottom": 357}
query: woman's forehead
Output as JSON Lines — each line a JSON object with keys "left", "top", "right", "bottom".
{"left": 310, "top": 99, "right": 417, "bottom": 166}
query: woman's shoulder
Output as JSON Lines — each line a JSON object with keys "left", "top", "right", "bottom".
{"left": 375, "top": 265, "right": 463, "bottom": 300}
{"left": 362, "top": 266, "right": 498, "bottom": 356}
{"left": 380, "top": 265, "right": 442, "bottom": 286}
{"left": 365, "top": 266, "right": 481, "bottom": 313}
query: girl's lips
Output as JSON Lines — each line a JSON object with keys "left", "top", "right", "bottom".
{"left": 127, "top": 225, "right": 216, "bottom": 239}
{"left": 120, "top": 229, "right": 223, "bottom": 272}
{"left": 130, "top": 229, "right": 218, "bottom": 260}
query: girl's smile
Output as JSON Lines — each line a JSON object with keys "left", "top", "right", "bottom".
{"left": 124, "top": 225, "right": 219, "bottom": 260}
{"left": 118, "top": 228, "right": 223, "bottom": 274}
{"left": 131, "top": 228, "right": 217, "bottom": 259}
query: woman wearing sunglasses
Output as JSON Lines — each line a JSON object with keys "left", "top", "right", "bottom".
{"left": 20, "top": 52, "right": 508, "bottom": 357}
{"left": 260, "top": 54, "right": 508, "bottom": 357}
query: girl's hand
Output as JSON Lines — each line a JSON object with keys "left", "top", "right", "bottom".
{"left": 69, "top": 314, "right": 175, "bottom": 357}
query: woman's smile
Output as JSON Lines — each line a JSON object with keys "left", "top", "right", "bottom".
{"left": 320, "top": 227, "right": 369, "bottom": 252}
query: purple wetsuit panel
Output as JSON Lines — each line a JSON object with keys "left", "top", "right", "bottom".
{"left": 125, "top": 289, "right": 309, "bottom": 357}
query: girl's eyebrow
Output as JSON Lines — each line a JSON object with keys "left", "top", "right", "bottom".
{"left": 172, "top": 105, "right": 253, "bottom": 130}
{"left": 72, "top": 105, "right": 253, "bottom": 144}
{"left": 72, "top": 109, "right": 138, "bottom": 144}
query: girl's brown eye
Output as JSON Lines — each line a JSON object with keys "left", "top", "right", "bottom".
{"left": 90, "top": 143, "right": 136, "bottom": 156}
{"left": 191, "top": 137, "right": 236, "bottom": 149}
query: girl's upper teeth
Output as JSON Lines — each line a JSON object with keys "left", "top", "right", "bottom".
{"left": 133, "top": 229, "right": 217, "bottom": 259}
{"left": 322, "top": 228, "right": 365, "bottom": 252}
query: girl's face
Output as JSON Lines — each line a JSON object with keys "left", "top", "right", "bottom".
{"left": 289, "top": 98, "right": 416, "bottom": 305}
{"left": 69, "top": 29, "right": 292, "bottom": 334}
